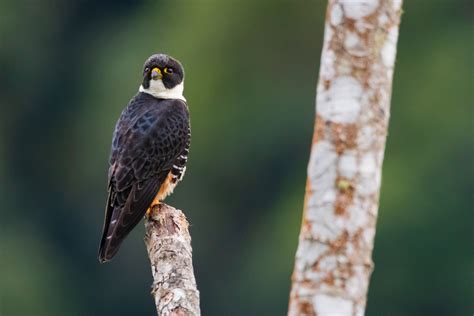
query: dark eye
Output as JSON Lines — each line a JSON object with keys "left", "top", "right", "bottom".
{"left": 144, "top": 67, "right": 150, "bottom": 73}
{"left": 164, "top": 67, "right": 173, "bottom": 74}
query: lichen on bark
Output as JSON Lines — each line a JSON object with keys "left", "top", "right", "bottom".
{"left": 288, "top": 1, "right": 403, "bottom": 315}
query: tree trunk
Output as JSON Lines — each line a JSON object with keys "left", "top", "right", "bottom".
{"left": 288, "top": 0, "right": 403, "bottom": 315}
{"left": 145, "top": 204, "right": 200, "bottom": 316}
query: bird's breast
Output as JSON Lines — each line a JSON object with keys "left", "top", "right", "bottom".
{"left": 156, "top": 171, "right": 179, "bottom": 201}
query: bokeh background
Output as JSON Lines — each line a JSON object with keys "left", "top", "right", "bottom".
{"left": 1, "top": 0, "right": 472, "bottom": 315}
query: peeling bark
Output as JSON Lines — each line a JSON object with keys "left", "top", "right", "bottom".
{"left": 288, "top": 1, "right": 402, "bottom": 315}
{"left": 145, "top": 204, "right": 200, "bottom": 316}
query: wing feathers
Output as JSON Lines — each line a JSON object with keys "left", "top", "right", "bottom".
{"left": 98, "top": 175, "right": 164, "bottom": 263}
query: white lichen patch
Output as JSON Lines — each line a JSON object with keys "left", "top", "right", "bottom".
{"left": 344, "top": 33, "right": 369, "bottom": 57}
{"left": 321, "top": 189, "right": 337, "bottom": 205}
{"left": 331, "top": 3, "right": 343, "bottom": 25}
{"left": 376, "top": 149, "right": 386, "bottom": 167}
{"left": 345, "top": 278, "right": 362, "bottom": 302}
{"left": 308, "top": 206, "right": 339, "bottom": 240}
{"left": 319, "top": 47, "right": 336, "bottom": 81}
{"left": 295, "top": 284, "right": 314, "bottom": 298}
{"left": 323, "top": 22, "right": 334, "bottom": 44}
{"left": 338, "top": 254, "right": 349, "bottom": 264}
{"left": 381, "top": 26, "right": 399, "bottom": 67}
{"left": 334, "top": 215, "right": 349, "bottom": 229}
{"left": 358, "top": 153, "right": 379, "bottom": 196}
{"left": 345, "top": 243, "right": 355, "bottom": 257}
{"left": 363, "top": 227, "right": 376, "bottom": 245}
{"left": 360, "top": 152, "right": 376, "bottom": 176}
{"left": 340, "top": 0, "right": 380, "bottom": 20}
{"left": 354, "top": 303, "right": 366, "bottom": 316}
{"left": 378, "top": 13, "right": 389, "bottom": 25}
{"left": 317, "top": 76, "right": 363, "bottom": 123}
{"left": 308, "top": 140, "right": 337, "bottom": 184}
{"left": 374, "top": 167, "right": 382, "bottom": 190}
{"left": 295, "top": 239, "right": 326, "bottom": 270}
{"left": 347, "top": 200, "right": 369, "bottom": 231}
{"left": 313, "top": 294, "right": 353, "bottom": 315}
{"left": 338, "top": 150, "right": 358, "bottom": 178}
{"left": 357, "top": 125, "right": 375, "bottom": 150}
{"left": 317, "top": 254, "right": 339, "bottom": 272}
{"left": 392, "top": 0, "right": 402, "bottom": 10}
{"left": 172, "top": 289, "right": 186, "bottom": 301}
{"left": 344, "top": 32, "right": 360, "bottom": 49}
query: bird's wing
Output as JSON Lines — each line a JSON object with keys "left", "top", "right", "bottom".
{"left": 99, "top": 97, "right": 190, "bottom": 262}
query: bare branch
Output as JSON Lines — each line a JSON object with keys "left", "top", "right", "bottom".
{"left": 145, "top": 204, "right": 200, "bottom": 316}
{"left": 288, "top": 0, "right": 403, "bottom": 315}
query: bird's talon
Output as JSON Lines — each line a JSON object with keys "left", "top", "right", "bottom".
{"left": 146, "top": 201, "right": 160, "bottom": 218}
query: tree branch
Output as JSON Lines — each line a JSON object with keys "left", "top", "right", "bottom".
{"left": 288, "top": 0, "right": 403, "bottom": 315}
{"left": 144, "top": 204, "right": 200, "bottom": 316}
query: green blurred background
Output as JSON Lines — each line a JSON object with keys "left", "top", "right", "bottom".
{"left": 1, "top": 0, "right": 472, "bottom": 315}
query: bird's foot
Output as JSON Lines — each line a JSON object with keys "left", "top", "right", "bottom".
{"left": 146, "top": 201, "right": 160, "bottom": 218}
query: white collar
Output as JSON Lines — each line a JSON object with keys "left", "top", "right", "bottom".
{"left": 139, "top": 80, "right": 186, "bottom": 102}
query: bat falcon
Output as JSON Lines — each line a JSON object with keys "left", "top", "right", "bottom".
{"left": 98, "top": 54, "right": 191, "bottom": 263}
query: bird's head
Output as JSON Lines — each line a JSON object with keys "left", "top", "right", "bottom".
{"left": 139, "top": 54, "right": 186, "bottom": 101}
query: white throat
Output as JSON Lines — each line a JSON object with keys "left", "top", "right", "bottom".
{"left": 139, "top": 79, "right": 186, "bottom": 102}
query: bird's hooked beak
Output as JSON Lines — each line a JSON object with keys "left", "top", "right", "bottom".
{"left": 151, "top": 67, "right": 162, "bottom": 80}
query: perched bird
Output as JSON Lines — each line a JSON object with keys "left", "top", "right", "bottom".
{"left": 98, "top": 54, "right": 191, "bottom": 263}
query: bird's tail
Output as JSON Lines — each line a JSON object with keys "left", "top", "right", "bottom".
{"left": 98, "top": 177, "right": 162, "bottom": 263}
{"left": 98, "top": 243, "right": 121, "bottom": 263}
{"left": 98, "top": 240, "right": 120, "bottom": 264}
{"left": 98, "top": 191, "right": 123, "bottom": 263}
{"left": 98, "top": 227, "right": 122, "bottom": 263}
